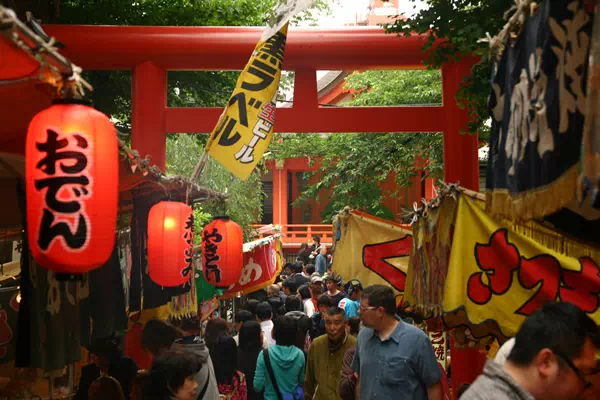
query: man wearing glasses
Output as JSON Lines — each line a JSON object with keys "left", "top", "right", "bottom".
{"left": 351, "top": 284, "right": 443, "bottom": 400}
{"left": 462, "top": 302, "right": 600, "bottom": 400}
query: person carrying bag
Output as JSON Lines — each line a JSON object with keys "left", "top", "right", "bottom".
{"left": 263, "top": 349, "right": 304, "bottom": 400}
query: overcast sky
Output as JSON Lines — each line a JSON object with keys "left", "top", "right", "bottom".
{"left": 317, "top": 0, "right": 427, "bottom": 27}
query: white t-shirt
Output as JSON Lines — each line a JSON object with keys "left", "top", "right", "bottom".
{"left": 260, "top": 319, "right": 276, "bottom": 349}
{"left": 303, "top": 298, "right": 315, "bottom": 318}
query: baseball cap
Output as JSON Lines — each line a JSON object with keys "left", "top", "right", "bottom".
{"left": 311, "top": 275, "right": 323, "bottom": 284}
{"left": 345, "top": 279, "right": 363, "bottom": 296}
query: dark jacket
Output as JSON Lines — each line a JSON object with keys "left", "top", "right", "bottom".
{"left": 309, "top": 313, "right": 326, "bottom": 341}
{"left": 339, "top": 347, "right": 357, "bottom": 400}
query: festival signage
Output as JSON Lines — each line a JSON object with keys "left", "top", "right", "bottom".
{"left": 444, "top": 195, "right": 600, "bottom": 338}
{"left": 205, "top": 0, "right": 315, "bottom": 180}
{"left": 221, "top": 237, "right": 282, "bottom": 298}
{"left": 332, "top": 209, "right": 412, "bottom": 293}
{"left": 429, "top": 330, "right": 447, "bottom": 370}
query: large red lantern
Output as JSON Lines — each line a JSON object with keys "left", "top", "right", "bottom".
{"left": 26, "top": 100, "right": 118, "bottom": 274}
{"left": 201, "top": 216, "right": 243, "bottom": 288}
{"left": 148, "top": 201, "right": 194, "bottom": 287}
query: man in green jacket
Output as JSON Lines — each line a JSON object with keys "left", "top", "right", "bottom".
{"left": 304, "top": 306, "right": 357, "bottom": 400}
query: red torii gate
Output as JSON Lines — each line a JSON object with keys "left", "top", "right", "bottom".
{"left": 43, "top": 24, "right": 485, "bottom": 391}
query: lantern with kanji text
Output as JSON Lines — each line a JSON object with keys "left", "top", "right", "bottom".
{"left": 26, "top": 99, "right": 118, "bottom": 275}
{"left": 201, "top": 216, "right": 243, "bottom": 288}
{"left": 148, "top": 201, "right": 194, "bottom": 287}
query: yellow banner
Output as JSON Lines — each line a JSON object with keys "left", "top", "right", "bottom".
{"left": 206, "top": 25, "right": 288, "bottom": 181}
{"left": 332, "top": 209, "right": 412, "bottom": 294}
{"left": 444, "top": 195, "right": 600, "bottom": 339}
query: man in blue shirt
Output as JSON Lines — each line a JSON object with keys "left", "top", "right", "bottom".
{"left": 352, "top": 284, "right": 442, "bottom": 400}
{"left": 315, "top": 246, "right": 327, "bottom": 276}
{"left": 338, "top": 279, "right": 362, "bottom": 319}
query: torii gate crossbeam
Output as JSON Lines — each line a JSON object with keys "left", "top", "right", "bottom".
{"left": 44, "top": 25, "right": 479, "bottom": 192}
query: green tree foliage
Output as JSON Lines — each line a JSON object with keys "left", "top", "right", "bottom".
{"left": 384, "top": 0, "right": 513, "bottom": 138}
{"left": 55, "top": 0, "right": 280, "bottom": 133}
{"left": 269, "top": 69, "right": 443, "bottom": 220}
{"left": 166, "top": 134, "right": 264, "bottom": 240}
{"left": 54, "top": 0, "right": 331, "bottom": 133}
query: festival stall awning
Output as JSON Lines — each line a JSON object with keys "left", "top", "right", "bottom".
{"left": 404, "top": 185, "right": 600, "bottom": 347}
{"left": 331, "top": 208, "right": 412, "bottom": 295}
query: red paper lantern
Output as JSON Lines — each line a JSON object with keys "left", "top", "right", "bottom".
{"left": 202, "top": 216, "right": 243, "bottom": 288}
{"left": 148, "top": 201, "right": 194, "bottom": 287}
{"left": 26, "top": 100, "right": 118, "bottom": 274}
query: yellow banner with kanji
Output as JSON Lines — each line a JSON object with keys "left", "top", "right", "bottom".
{"left": 332, "top": 209, "right": 412, "bottom": 294}
{"left": 205, "top": 24, "right": 287, "bottom": 180}
{"left": 444, "top": 195, "right": 600, "bottom": 339}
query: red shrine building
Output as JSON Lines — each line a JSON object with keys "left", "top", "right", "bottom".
{"left": 259, "top": 0, "right": 435, "bottom": 251}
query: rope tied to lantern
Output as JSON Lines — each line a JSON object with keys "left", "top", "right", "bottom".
{"left": 0, "top": 6, "right": 92, "bottom": 94}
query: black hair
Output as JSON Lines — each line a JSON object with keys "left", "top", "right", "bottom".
{"left": 86, "top": 336, "right": 122, "bottom": 360}
{"left": 285, "top": 295, "right": 303, "bottom": 312}
{"left": 284, "top": 263, "right": 294, "bottom": 272}
{"left": 255, "top": 302, "right": 273, "bottom": 321}
{"left": 235, "top": 310, "right": 254, "bottom": 324}
{"left": 212, "top": 336, "right": 238, "bottom": 386}
{"left": 204, "top": 317, "right": 229, "bottom": 349}
{"left": 141, "top": 319, "right": 186, "bottom": 356}
{"left": 293, "top": 314, "right": 311, "bottom": 351}
{"left": 244, "top": 299, "right": 259, "bottom": 316}
{"left": 294, "top": 263, "right": 304, "bottom": 274}
{"left": 282, "top": 279, "right": 298, "bottom": 294}
{"left": 326, "top": 306, "right": 346, "bottom": 319}
{"left": 272, "top": 316, "right": 297, "bottom": 346}
{"left": 348, "top": 317, "right": 360, "bottom": 336}
{"left": 306, "top": 264, "right": 315, "bottom": 275}
{"left": 362, "top": 285, "right": 396, "bottom": 316}
{"left": 313, "top": 236, "right": 321, "bottom": 244}
{"left": 298, "top": 285, "right": 311, "bottom": 300}
{"left": 507, "top": 302, "right": 600, "bottom": 366}
{"left": 145, "top": 350, "right": 203, "bottom": 400}
{"left": 238, "top": 321, "right": 262, "bottom": 352}
{"left": 317, "top": 295, "right": 332, "bottom": 307}
{"left": 300, "top": 242, "right": 308, "bottom": 250}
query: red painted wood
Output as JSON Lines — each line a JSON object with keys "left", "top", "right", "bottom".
{"left": 272, "top": 164, "right": 289, "bottom": 227}
{"left": 293, "top": 70, "right": 319, "bottom": 112}
{"left": 42, "top": 25, "right": 435, "bottom": 70}
{"left": 132, "top": 62, "right": 167, "bottom": 171}
{"left": 442, "top": 60, "right": 480, "bottom": 191}
{"left": 164, "top": 106, "right": 446, "bottom": 133}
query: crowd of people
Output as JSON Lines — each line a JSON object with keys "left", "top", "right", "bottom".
{"left": 74, "top": 237, "right": 600, "bottom": 400}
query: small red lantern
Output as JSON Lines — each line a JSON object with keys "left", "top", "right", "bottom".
{"left": 201, "top": 216, "right": 243, "bottom": 288}
{"left": 26, "top": 100, "right": 118, "bottom": 274}
{"left": 148, "top": 201, "right": 194, "bottom": 287}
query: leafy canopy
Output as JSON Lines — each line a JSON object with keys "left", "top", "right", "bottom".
{"left": 269, "top": 69, "right": 443, "bottom": 220}
{"left": 384, "top": 0, "right": 514, "bottom": 138}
